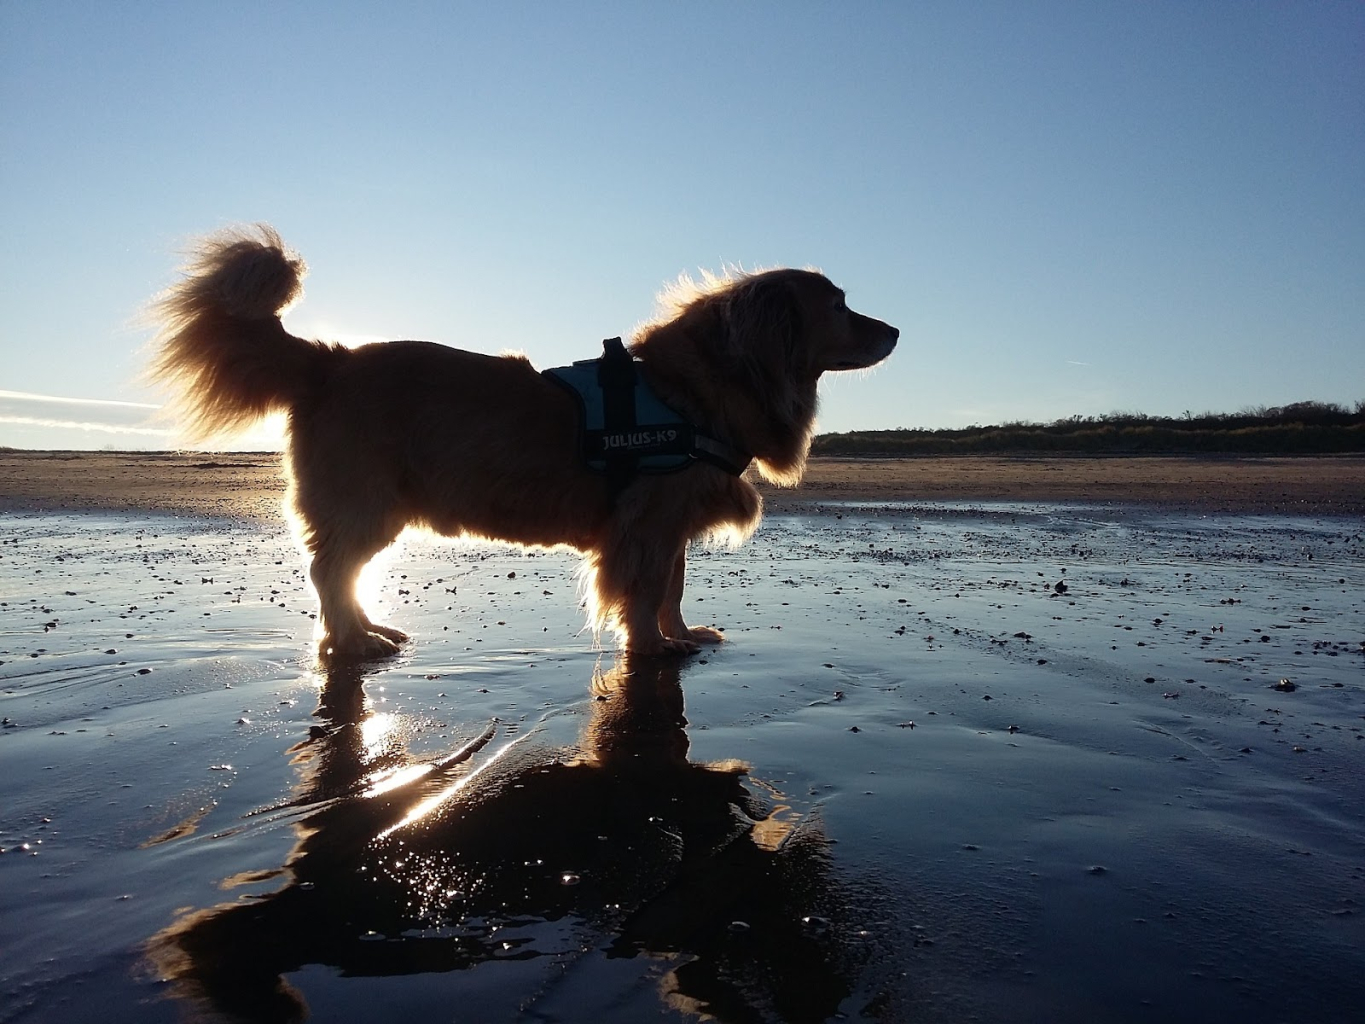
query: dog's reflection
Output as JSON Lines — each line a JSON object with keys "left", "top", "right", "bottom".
{"left": 148, "top": 657, "right": 852, "bottom": 1023}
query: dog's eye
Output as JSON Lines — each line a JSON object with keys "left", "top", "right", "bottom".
{"left": 833, "top": 295, "right": 847, "bottom": 312}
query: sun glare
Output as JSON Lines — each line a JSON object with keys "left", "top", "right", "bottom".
{"left": 360, "top": 711, "right": 401, "bottom": 762}
{"left": 352, "top": 537, "right": 405, "bottom": 630}
{"left": 374, "top": 735, "right": 529, "bottom": 841}
{"left": 233, "top": 411, "right": 288, "bottom": 450}
{"left": 289, "top": 322, "right": 392, "bottom": 349}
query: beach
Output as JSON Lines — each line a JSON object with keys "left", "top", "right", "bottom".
{"left": 4, "top": 450, "right": 1365, "bottom": 517}
{"left": 2, "top": 452, "right": 1363, "bottom": 1022}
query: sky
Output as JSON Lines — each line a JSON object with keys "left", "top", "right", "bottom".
{"left": 2, "top": 1, "right": 1362, "bottom": 451}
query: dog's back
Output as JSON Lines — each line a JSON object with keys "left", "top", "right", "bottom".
{"left": 287, "top": 340, "right": 610, "bottom": 551}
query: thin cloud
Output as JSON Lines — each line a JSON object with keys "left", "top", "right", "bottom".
{"left": 0, "top": 389, "right": 160, "bottom": 409}
{"left": 0, "top": 390, "right": 169, "bottom": 443}
{"left": 0, "top": 414, "right": 171, "bottom": 436}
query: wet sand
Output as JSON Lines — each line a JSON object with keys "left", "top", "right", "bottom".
{"left": 3, "top": 449, "right": 1364, "bottom": 517}
{"left": 2, "top": 455, "right": 1364, "bottom": 1023}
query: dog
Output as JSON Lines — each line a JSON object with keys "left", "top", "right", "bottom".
{"left": 148, "top": 225, "right": 898, "bottom": 661}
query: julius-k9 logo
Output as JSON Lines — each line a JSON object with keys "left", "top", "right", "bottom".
{"left": 601, "top": 429, "right": 680, "bottom": 450}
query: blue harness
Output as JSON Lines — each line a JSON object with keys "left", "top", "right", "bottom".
{"left": 543, "top": 338, "right": 750, "bottom": 493}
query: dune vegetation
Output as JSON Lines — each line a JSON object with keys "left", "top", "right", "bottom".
{"left": 813, "top": 401, "right": 1365, "bottom": 457}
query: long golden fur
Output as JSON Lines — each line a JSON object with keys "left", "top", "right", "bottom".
{"left": 148, "top": 225, "right": 898, "bottom": 661}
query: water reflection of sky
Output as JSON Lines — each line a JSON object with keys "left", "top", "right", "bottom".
{"left": 0, "top": 508, "right": 1361, "bottom": 1022}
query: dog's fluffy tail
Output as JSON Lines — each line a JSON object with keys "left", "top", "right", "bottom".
{"left": 147, "top": 224, "right": 338, "bottom": 441}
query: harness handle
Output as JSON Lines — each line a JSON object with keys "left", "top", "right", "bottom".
{"left": 597, "top": 337, "right": 638, "bottom": 495}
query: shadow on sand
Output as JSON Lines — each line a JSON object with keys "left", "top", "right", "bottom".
{"left": 146, "top": 656, "right": 858, "bottom": 1022}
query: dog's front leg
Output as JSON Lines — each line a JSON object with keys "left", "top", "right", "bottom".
{"left": 596, "top": 543, "right": 698, "bottom": 656}
{"left": 657, "top": 546, "right": 724, "bottom": 646}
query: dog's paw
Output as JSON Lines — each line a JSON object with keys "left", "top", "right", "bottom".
{"left": 657, "top": 618, "right": 724, "bottom": 645}
{"left": 641, "top": 636, "right": 701, "bottom": 656}
{"left": 320, "top": 630, "right": 404, "bottom": 664}
{"left": 678, "top": 625, "right": 724, "bottom": 644}
{"left": 358, "top": 631, "right": 404, "bottom": 658}
{"left": 366, "top": 622, "right": 410, "bottom": 643}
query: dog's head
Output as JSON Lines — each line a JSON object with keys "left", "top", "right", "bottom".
{"left": 636, "top": 267, "right": 899, "bottom": 485}
{"left": 721, "top": 269, "right": 898, "bottom": 382}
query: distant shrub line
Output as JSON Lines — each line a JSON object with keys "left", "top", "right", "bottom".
{"left": 812, "top": 401, "right": 1365, "bottom": 457}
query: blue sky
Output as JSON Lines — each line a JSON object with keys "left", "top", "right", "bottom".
{"left": 2, "top": 1, "right": 1361, "bottom": 450}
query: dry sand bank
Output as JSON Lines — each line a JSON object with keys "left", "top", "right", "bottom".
{"left": 782, "top": 454, "right": 1365, "bottom": 514}
{"left": 3, "top": 450, "right": 1363, "bottom": 518}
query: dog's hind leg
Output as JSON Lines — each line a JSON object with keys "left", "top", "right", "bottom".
{"left": 307, "top": 518, "right": 408, "bottom": 662}
{"left": 657, "top": 546, "right": 724, "bottom": 645}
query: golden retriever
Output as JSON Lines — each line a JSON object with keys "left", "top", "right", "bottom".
{"left": 148, "top": 225, "right": 897, "bottom": 660}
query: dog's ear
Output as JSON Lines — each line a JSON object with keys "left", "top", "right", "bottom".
{"left": 716, "top": 271, "right": 823, "bottom": 444}
{"left": 723, "top": 272, "right": 804, "bottom": 380}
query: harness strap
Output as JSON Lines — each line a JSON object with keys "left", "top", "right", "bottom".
{"left": 692, "top": 434, "right": 751, "bottom": 475}
{"left": 543, "top": 339, "right": 752, "bottom": 496}
{"left": 597, "top": 337, "right": 639, "bottom": 495}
